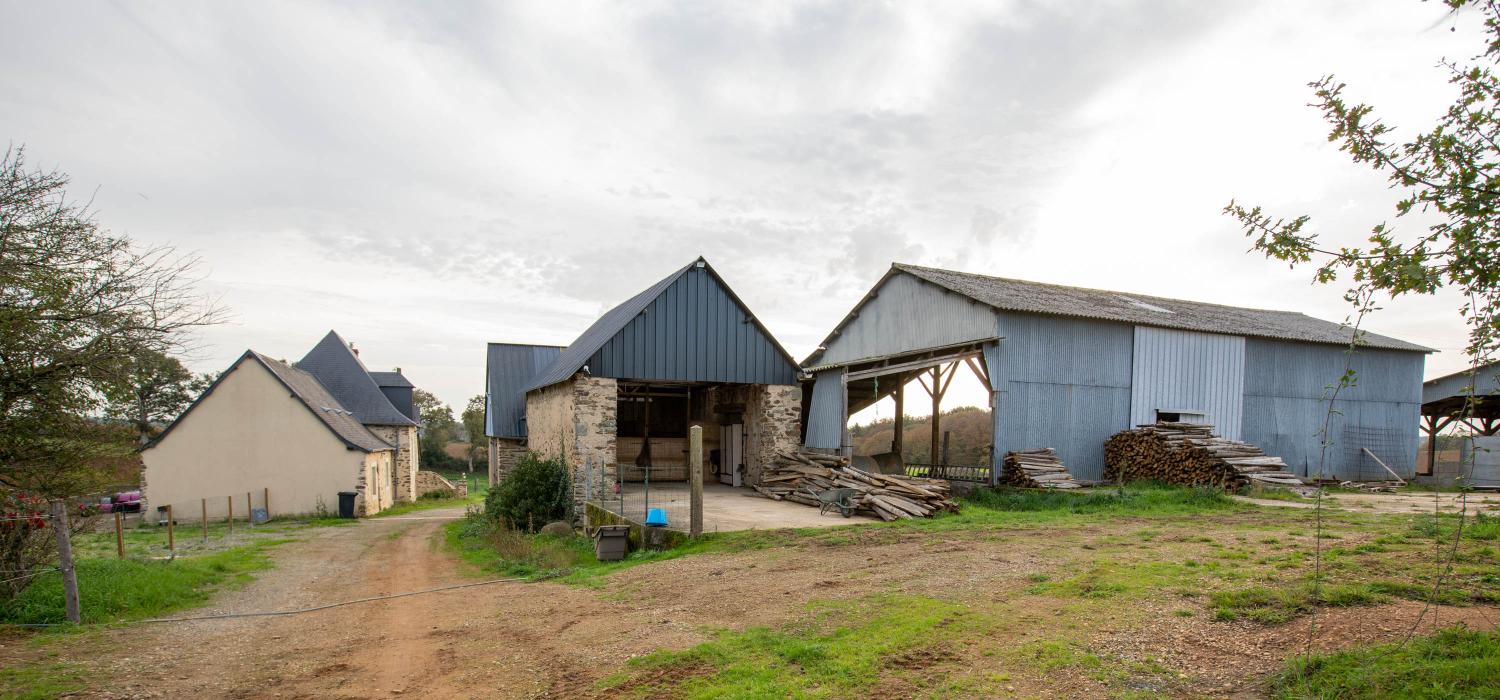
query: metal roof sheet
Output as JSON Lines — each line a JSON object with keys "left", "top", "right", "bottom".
{"left": 485, "top": 343, "right": 564, "bottom": 438}
{"left": 525, "top": 257, "right": 799, "bottom": 391}
{"left": 891, "top": 264, "right": 1431, "bottom": 353}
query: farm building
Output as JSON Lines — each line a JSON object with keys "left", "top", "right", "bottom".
{"left": 802, "top": 264, "right": 1431, "bottom": 483}
{"left": 141, "top": 331, "right": 423, "bottom": 518}
{"left": 485, "top": 257, "right": 802, "bottom": 508}
{"left": 1419, "top": 361, "right": 1500, "bottom": 487}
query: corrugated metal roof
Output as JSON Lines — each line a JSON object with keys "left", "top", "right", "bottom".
{"left": 296, "top": 330, "right": 418, "bottom": 426}
{"left": 147, "top": 351, "right": 393, "bottom": 453}
{"left": 369, "top": 371, "right": 413, "bottom": 388}
{"left": 526, "top": 257, "right": 798, "bottom": 391}
{"left": 890, "top": 264, "right": 1431, "bottom": 353}
{"left": 485, "top": 343, "right": 564, "bottom": 438}
{"left": 1422, "top": 360, "right": 1500, "bottom": 404}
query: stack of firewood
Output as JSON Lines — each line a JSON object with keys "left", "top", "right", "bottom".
{"left": 753, "top": 450, "right": 960, "bottom": 521}
{"left": 999, "top": 449, "right": 1083, "bottom": 489}
{"left": 1103, "top": 422, "right": 1304, "bottom": 489}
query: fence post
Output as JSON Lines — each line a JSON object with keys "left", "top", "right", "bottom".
{"left": 114, "top": 511, "right": 124, "bottom": 558}
{"left": 264, "top": 487, "right": 270, "bottom": 520}
{"left": 166, "top": 505, "right": 175, "bottom": 554}
{"left": 690, "top": 426, "right": 703, "bottom": 538}
{"left": 246, "top": 492, "right": 253, "bottom": 528}
{"left": 49, "top": 500, "right": 81, "bottom": 624}
{"left": 201, "top": 498, "right": 208, "bottom": 542}
{"left": 227, "top": 496, "right": 233, "bottom": 535}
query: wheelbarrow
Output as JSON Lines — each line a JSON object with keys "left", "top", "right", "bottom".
{"left": 806, "top": 487, "right": 860, "bottom": 518}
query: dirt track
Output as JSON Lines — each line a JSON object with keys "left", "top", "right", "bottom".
{"left": 4, "top": 506, "right": 1497, "bottom": 699}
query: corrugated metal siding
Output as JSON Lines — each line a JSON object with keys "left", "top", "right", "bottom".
{"left": 587, "top": 265, "right": 798, "bottom": 385}
{"left": 1241, "top": 338, "right": 1424, "bottom": 478}
{"left": 485, "top": 344, "right": 564, "bottom": 438}
{"left": 1423, "top": 364, "right": 1500, "bottom": 404}
{"left": 804, "top": 369, "right": 847, "bottom": 450}
{"left": 1129, "top": 327, "right": 1246, "bottom": 439}
{"left": 989, "top": 312, "right": 1134, "bottom": 480}
{"left": 816, "top": 271, "right": 995, "bottom": 367}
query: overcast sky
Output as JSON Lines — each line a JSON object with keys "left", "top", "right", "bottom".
{"left": 0, "top": 1, "right": 1484, "bottom": 420}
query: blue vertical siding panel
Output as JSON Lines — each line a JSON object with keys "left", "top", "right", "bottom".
{"left": 988, "top": 312, "right": 1134, "bottom": 480}
{"left": 1241, "top": 338, "right": 1423, "bottom": 478}
{"left": 585, "top": 266, "right": 797, "bottom": 386}
{"left": 485, "top": 344, "right": 564, "bottom": 438}
{"left": 805, "top": 369, "right": 846, "bottom": 449}
{"left": 1129, "top": 327, "right": 1245, "bottom": 439}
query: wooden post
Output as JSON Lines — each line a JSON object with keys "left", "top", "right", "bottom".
{"left": 246, "top": 492, "right": 253, "bottom": 528}
{"left": 201, "top": 498, "right": 208, "bottom": 542}
{"left": 930, "top": 366, "right": 942, "bottom": 466}
{"left": 942, "top": 430, "right": 951, "bottom": 467}
{"left": 264, "top": 487, "right": 270, "bottom": 520}
{"left": 165, "top": 505, "right": 175, "bottom": 554}
{"left": 892, "top": 380, "right": 904, "bottom": 457}
{"left": 227, "top": 496, "right": 233, "bottom": 535}
{"left": 49, "top": 500, "right": 80, "bottom": 624}
{"left": 689, "top": 425, "right": 703, "bottom": 538}
{"left": 114, "top": 511, "right": 124, "bottom": 558}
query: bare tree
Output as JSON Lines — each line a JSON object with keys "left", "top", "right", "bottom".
{"left": 0, "top": 145, "right": 223, "bottom": 497}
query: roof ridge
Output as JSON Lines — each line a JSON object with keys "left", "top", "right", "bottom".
{"left": 892, "top": 262, "right": 1307, "bottom": 317}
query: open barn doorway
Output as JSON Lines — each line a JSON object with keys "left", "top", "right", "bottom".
{"left": 805, "top": 340, "right": 997, "bottom": 484}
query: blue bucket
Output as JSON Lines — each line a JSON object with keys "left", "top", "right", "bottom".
{"left": 644, "top": 508, "right": 669, "bottom": 527}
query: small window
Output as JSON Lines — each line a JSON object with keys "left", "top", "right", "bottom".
{"left": 1156, "top": 410, "right": 1206, "bottom": 424}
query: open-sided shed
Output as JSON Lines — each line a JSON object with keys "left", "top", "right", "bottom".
{"left": 803, "top": 264, "right": 1430, "bottom": 483}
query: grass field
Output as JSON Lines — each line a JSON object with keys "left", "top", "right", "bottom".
{"left": 447, "top": 483, "right": 1500, "bottom": 697}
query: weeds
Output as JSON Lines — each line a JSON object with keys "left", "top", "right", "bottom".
{"left": 1273, "top": 628, "right": 1500, "bottom": 699}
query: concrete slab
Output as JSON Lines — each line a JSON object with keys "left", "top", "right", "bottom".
{"left": 611, "top": 482, "right": 879, "bottom": 532}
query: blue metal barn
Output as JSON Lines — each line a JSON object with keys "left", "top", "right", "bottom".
{"left": 801, "top": 264, "right": 1430, "bottom": 482}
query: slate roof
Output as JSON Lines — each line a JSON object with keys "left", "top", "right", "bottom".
{"left": 485, "top": 343, "right": 564, "bottom": 438}
{"left": 891, "top": 264, "right": 1432, "bottom": 353}
{"left": 147, "top": 351, "right": 393, "bottom": 453}
{"left": 369, "top": 371, "right": 413, "bottom": 388}
{"left": 296, "top": 331, "right": 419, "bottom": 426}
{"left": 252, "top": 353, "right": 394, "bottom": 452}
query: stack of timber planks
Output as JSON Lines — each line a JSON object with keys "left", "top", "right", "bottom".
{"left": 754, "top": 450, "right": 961, "bottom": 521}
{"left": 1103, "top": 422, "right": 1304, "bottom": 490}
{"left": 999, "top": 449, "right": 1083, "bottom": 489}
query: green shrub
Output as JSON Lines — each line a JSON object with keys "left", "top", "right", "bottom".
{"left": 485, "top": 453, "right": 572, "bottom": 532}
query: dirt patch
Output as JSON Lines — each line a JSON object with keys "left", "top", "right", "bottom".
{"left": 4, "top": 506, "right": 1496, "bottom": 698}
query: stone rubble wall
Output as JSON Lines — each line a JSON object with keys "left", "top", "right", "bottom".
{"left": 415, "top": 469, "right": 467, "bottom": 498}
{"left": 524, "top": 374, "right": 619, "bottom": 516}
{"left": 745, "top": 384, "right": 803, "bottom": 486}
{"left": 488, "top": 437, "right": 528, "bottom": 487}
{"left": 367, "top": 424, "right": 420, "bottom": 503}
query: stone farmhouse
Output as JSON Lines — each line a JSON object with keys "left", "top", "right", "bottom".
{"left": 485, "top": 257, "right": 802, "bottom": 509}
{"left": 141, "top": 331, "right": 422, "bottom": 518}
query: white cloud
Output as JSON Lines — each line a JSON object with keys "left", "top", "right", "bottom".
{"left": 0, "top": 0, "right": 1481, "bottom": 413}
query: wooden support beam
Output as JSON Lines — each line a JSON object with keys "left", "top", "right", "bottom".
{"left": 892, "top": 380, "right": 904, "bottom": 456}
{"left": 930, "top": 366, "right": 943, "bottom": 465}
{"left": 965, "top": 356, "right": 989, "bottom": 387}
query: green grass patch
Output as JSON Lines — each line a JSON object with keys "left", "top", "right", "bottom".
{"left": 0, "top": 539, "right": 282, "bottom": 626}
{"left": 370, "top": 490, "right": 483, "bottom": 518}
{"left": 443, "top": 514, "right": 751, "bottom": 586}
{"left": 1210, "top": 583, "right": 1389, "bottom": 624}
{"left": 1272, "top": 627, "right": 1500, "bottom": 699}
{"left": 963, "top": 483, "right": 1237, "bottom": 517}
{"left": 0, "top": 662, "right": 86, "bottom": 699}
{"left": 610, "top": 594, "right": 983, "bottom": 698}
